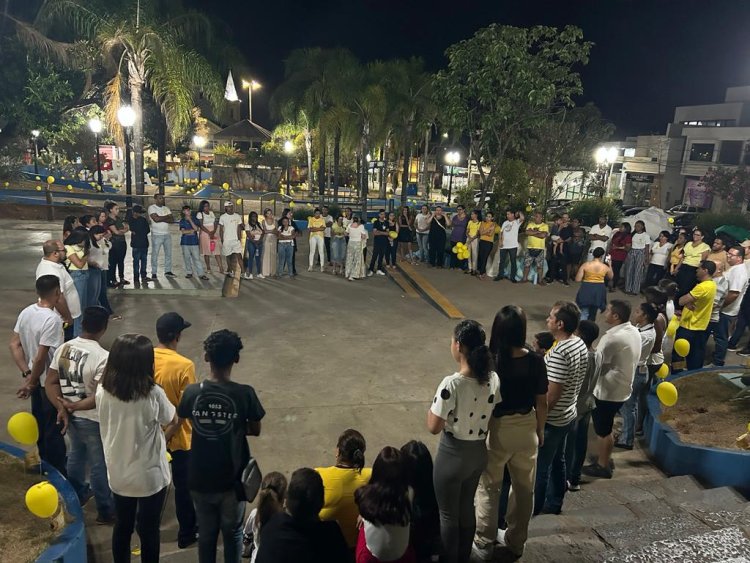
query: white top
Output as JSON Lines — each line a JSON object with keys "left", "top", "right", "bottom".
{"left": 500, "top": 218, "right": 522, "bottom": 249}
{"left": 711, "top": 275, "right": 729, "bottom": 323}
{"left": 219, "top": 213, "right": 243, "bottom": 242}
{"left": 14, "top": 304, "right": 64, "bottom": 387}
{"left": 322, "top": 214, "right": 334, "bottom": 237}
{"left": 346, "top": 224, "right": 368, "bottom": 243}
{"left": 278, "top": 225, "right": 295, "bottom": 242}
{"left": 262, "top": 219, "right": 277, "bottom": 234}
{"left": 636, "top": 324, "right": 656, "bottom": 368}
{"left": 722, "top": 263, "right": 749, "bottom": 316}
{"left": 363, "top": 520, "right": 411, "bottom": 561}
{"left": 544, "top": 336, "right": 589, "bottom": 426}
{"left": 148, "top": 204, "right": 172, "bottom": 235}
{"left": 631, "top": 232, "right": 651, "bottom": 250}
{"left": 49, "top": 337, "right": 108, "bottom": 421}
{"left": 594, "top": 322, "right": 642, "bottom": 402}
{"left": 196, "top": 211, "right": 217, "bottom": 232}
{"left": 650, "top": 241, "right": 672, "bottom": 266}
{"left": 36, "top": 259, "right": 81, "bottom": 319}
{"left": 88, "top": 240, "right": 110, "bottom": 270}
{"left": 589, "top": 224, "right": 612, "bottom": 252}
{"left": 430, "top": 372, "right": 501, "bottom": 440}
{"left": 96, "top": 384, "right": 175, "bottom": 497}
{"left": 415, "top": 212, "right": 432, "bottom": 233}
{"left": 666, "top": 300, "right": 675, "bottom": 322}
{"left": 245, "top": 224, "right": 264, "bottom": 242}
{"left": 343, "top": 217, "right": 353, "bottom": 229}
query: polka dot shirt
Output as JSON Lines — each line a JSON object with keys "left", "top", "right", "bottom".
{"left": 430, "top": 372, "right": 501, "bottom": 441}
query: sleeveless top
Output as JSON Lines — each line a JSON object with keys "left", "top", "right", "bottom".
{"left": 583, "top": 264, "right": 607, "bottom": 283}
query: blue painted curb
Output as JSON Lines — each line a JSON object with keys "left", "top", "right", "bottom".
{"left": 0, "top": 442, "right": 87, "bottom": 562}
{"left": 643, "top": 366, "right": 750, "bottom": 494}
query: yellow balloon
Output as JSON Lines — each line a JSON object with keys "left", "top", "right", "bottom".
{"left": 673, "top": 338, "right": 690, "bottom": 358}
{"left": 668, "top": 217, "right": 674, "bottom": 224}
{"left": 46, "top": 176, "right": 54, "bottom": 184}
{"left": 666, "top": 319, "right": 678, "bottom": 338}
{"left": 236, "top": 198, "right": 242, "bottom": 205}
{"left": 35, "top": 185, "right": 42, "bottom": 191}
{"left": 67, "top": 185, "right": 73, "bottom": 190}
{"left": 61, "top": 176, "right": 65, "bottom": 180}
{"left": 35, "top": 176, "right": 40, "bottom": 181}
{"left": 166, "top": 451, "right": 172, "bottom": 463}
{"left": 289, "top": 201, "right": 296, "bottom": 208}
{"left": 371, "top": 217, "right": 377, "bottom": 223}
{"left": 222, "top": 182, "right": 229, "bottom": 190}
{"left": 656, "top": 364, "right": 669, "bottom": 379}
{"left": 656, "top": 381, "right": 678, "bottom": 407}
{"left": 25, "top": 481, "right": 59, "bottom": 518}
{"left": 82, "top": 200, "right": 89, "bottom": 205}
{"left": 3, "top": 182, "right": 8, "bottom": 187}
{"left": 452, "top": 246, "right": 459, "bottom": 253}
{"left": 389, "top": 231, "right": 398, "bottom": 239}
{"left": 525, "top": 205, "right": 532, "bottom": 212}
{"left": 7, "top": 412, "right": 39, "bottom": 445}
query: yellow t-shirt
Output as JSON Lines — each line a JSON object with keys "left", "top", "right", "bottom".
{"left": 680, "top": 279, "right": 717, "bottom": 331}
{"left": 682, "top": 242, "right": 710, "bottom": 267}
{"left": 467, "top": 220, "right": 481, "bottom": 238}
{"left": 308, "top": 216, "right": 326, "bottom": 238}
{"left": 316, "top": 465, "right": 372, "bottom": 547}
{"left": 670, "top": 244, "right": 684, "bottom": 266}
{"left": 65, "top": 245, "right": 88, "bottom": 270}
{"left": 479, "top": 220, "right": 497, "bottom": 242}
{"left": 525, "top": 222, "right": 549, "bottom": 250}
{"left": 154, "top": 348, "right": 196, "bottom": 452}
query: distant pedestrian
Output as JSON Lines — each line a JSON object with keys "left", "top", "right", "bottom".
{"left": 386, "top": 211, "right": 399, "bottom": 270}
{"left": 415, "top": 205, "right": 432, "bottom": 263}
{"left": 64, "top": 230, "right": 90, "bottom": 336}
{"left": 624, "top": 220, "right": 650, "bottom": 295}
{"left": 645, "top": 231, "right": 672, "bottom": 287}
{"left": 465, "top": 210, "right": 481, "bottom": 276}
{"left": 427, "top": 207, "right": 448, "bottom": 268}
{"left": 368, "top": 209, "right": 389, "bottom": 276}
{"left": 520, "top": 211, "right": 548, "bottom": 285}
{"left": 261, "top": 209, "right": 278, "bottom": 278}
{"left": 148, "top": 194, "right": 175, "bottom": 279}
{"left": 244, "top": 211, "right": 265, "bottom": 280}
{"left": 575, "top": 248, "right": 612, "bottom": 321}
{"left": 716, "top": 246, "right": 748, "bottom": 364}
{"left": 308, "top": 208, "right": 327, "bottom": 272}
{"left": 104, "top": 201, "right": 129, "bottom": 288}
{"left": 63, "top": 215, "right": 79, "bottom": 240}
{"left": 449, "top": 206, "right": 469, "bottom": 270}
{"left": 196, "top": 200, "right": 223, "bottom": 274}
{"left": 219, "top": 201, "right": 244, "bottom": 278}
{"left": 476, "top": 211, "right": 497, "bottom": 280}
{"left": 330, "top": 216, "right": 347, "bottom": 276}
{"left": 179, "top": 206, "right": 208, "bottom": 280}
{"left": 88, "top": 226, "right": 120, "bottom": 319}
{"left": 397, "top": 206, "right": 415, "bottom": 264}
{"left": 321, "top": 206, "right": 334, "bottom": 266}
{"left": 345, "top": 216, "right": 368, "bottom": 281}
{"left": 608, "top": 223, "right": 632, "bottom": 293}
{"left": 127, "top": 205, "right": 150, "bottom": 284}
{"left": 277, "top": 216, "right": 297, "bottom": 278}
{"left": 586, "top": 216, "right": 612, "bottom": 262}
{"left": 674, "top": 229, "right": 710, "bottom": 300}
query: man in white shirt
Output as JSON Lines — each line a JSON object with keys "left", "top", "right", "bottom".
{"left": 45, "top": 306, "right": 114, "bottom": 523}
{"left": 717, "top": 246, "right": 749, "bottom": 365}
{"left": 587, "top": 216, "right": 612, "bottom": 261}
{"left": 148, "top": 193, "right": 175, "bottom": 279}
{"left": 321, "top": 206, "right": 334, "bottom": 266}
{"left": 219, "top": 201, "right": 245, "bottom": 277}
{"left": 583, "top": 300, "right": 641, "bottom": 479}
{"left": 9, "top": 275, "right": 66, "bottom": 475}
{"left": 494, "top": 209, "right": 524, "bottom": 282}
{"left": 36, "top": 240, "right": 79, "bottom": 339}
{"left": 415, "top": 205, "right": 432, "bottom": 263}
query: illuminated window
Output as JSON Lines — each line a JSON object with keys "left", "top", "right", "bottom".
{"left": 689, "top": 143, "right": 714, "bottom": 162}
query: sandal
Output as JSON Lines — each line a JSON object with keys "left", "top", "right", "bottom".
{"left": 110, "top": 315, "right": 123, "bottom": 321}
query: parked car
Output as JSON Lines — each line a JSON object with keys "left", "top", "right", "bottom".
{"left": 667, "top": 204, "right": 707, "bottom": 216}
{"left": 672, "top": 212, "right": 699, "bottom": 229}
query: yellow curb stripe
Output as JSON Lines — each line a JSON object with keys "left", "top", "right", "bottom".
{"left": 397, "top": 262, "right": 464, "bottom": 319}
{"left": 387, "top": 269, "right": 420, "bottom": 298}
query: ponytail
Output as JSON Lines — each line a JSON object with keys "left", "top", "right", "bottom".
{"left": 256, "top": 471, "right": 288, "bottom": 528}
{"left": 466, "top": 344, "right": 492, "bottom": 384}
{"left": 336, "top": 428, "right": 367, "bottom": 472}
{"left": 454, "top": 319, "right": 493, "bottom": 384}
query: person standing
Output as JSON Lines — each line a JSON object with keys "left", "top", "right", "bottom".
{"left": 261, "top": 209, "right": 278, "bottom": 278}
{"left": 674, "top": 260, "right": 717, "bottom": 371}
{"left": 674, "top": 229, "right": 710, "bottom": 300}
{"left": 44, "top": 306, "right": 114, "bottom": 523}
{"left": 308, "top": 208, "right": 327, "bottom": 272}
{"left": 36, "top": 240, "right": 79, "bottom": 339}
{"left": 624, "top": 221, "right": 650, "bottom": 295}
{"left": 534, "top": 301, "right": 588, "bottom": 515}
{"left": 465, "top": 210, "right": 481, "bottom": 276}
{"left": 128, "top": 205, "right": 150, "bottom": 284}
{"left": 244, "top": 211, "right": 265, "bottom": 280}
{"left": 495, "top": 209, "right": 524, "bottom": 282}
{"left": 668, "top": 232, "right": 687, "bottom": 278}
{"left": 708, "top": 237, "right": 729, "bottom": 273}
{"left": 345, "top": 216, "right": 368, "bottom": 281}
{"left": 330, "top": 216, "right": 347, "bottom": 276}
{"left": 180, "top": 206, "right": 208, "bottom": 280}
{"left": 703, "top": 261, "right": 729, "bottom": 366}
{"left": 219, "top": 201, "right": 245, "bottom": 278}
{"left": 321, "top": 206, "right": 334, "bottom": 266}
{"left": 608, "top": 223, "right": 632, "bottom": 293}
{"left": 148, "top": 194, "right": 175, "bottom": 279}
{"left": 368, "top": 209, "right": 389, "bottom": 276}
{"left": 177, "top": 330, "right": 265, "bottom": 563}
{"left": 520, "top": 211, "right": 549, "bottom": 285}
{"left": 104, "top": 201, "right": 130, "bottom": 288}
{"left": 477, "top": 211, "right": 497, "bottom": 280}
{"left": 398, "top": 206, "right": 415, "bottom": 264}
{"left": 449, "top": 206, "right": 469, "bottom": 270}
{"left": 587, "top": 216, "right": 612, "bottom": 262}
{"left": 428, "top": 207, "right": 448, "bottom": 268}
{"left": 10, "top": 275, "right": 65, "bottom": 475}
{"left": 64, "top": 230, "right": 90, "bottom": 336}
{"left": 716, "top": 246, "right": 748, "bottom": 365}
{"left": 575, "top": 248, "right": 613, "bottom": 321}
{"left": 386, "top": 211, "right": 400, "bottom": 270}
{"left": 153, "top": 312, "right": 198, "bottom": 549}
{"left": 96, "top": 334, "right": 179, "bottom": 563}
{"left": 277, "top": 216, "right": 297, "bottom": 278}
{"left": 645, "top": 231, "right": 672, "bottom": 287}
{"left": 550, "top": 215, "right": 573, "bottom": 285}
{"left": 88, "top": 226, "right": 120, "bottom": 319}
{"left": 415, "top": 205, "right": 432, "bottom": 263}
{"left": 582, "top": 300, "right": 641, "bottom": 478}
{"left": 567, "top": 218, "right": 586, "bottom": 281}
{"left": 196, "top": 200, "right": 223, "bottom": 274}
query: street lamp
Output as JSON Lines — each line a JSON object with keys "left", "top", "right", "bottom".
{"left": 242, "top": 79, "right": 262, "bottom": 122}
{"left": 88, "top": 118, "right": 103, "bottom": 189}
{"left": 284, "top": 140, "right": 294, "bottom": 194}
{"left": 117, "top": 106, "right": 136, "bottom": 211}
{"left": 193, "top": 135, "right": 207, "bottom": 184}
{"left": 31, "top": 129, "right": 40, "bottom": 175}
{"left": 595, "top": 146, "right": 618, "bottom": 197}
{"left": 444, "top": 150, "right": 460, "bottom": 205}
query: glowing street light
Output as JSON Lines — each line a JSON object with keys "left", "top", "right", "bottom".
{"left": 193, "top": 135, "right": 207, "bottom": 183}
{"left": 117, "top": 106, "right": 136, "bottom": 209}
{"left": 88, "top": 118, "right": 104, "bottom": 188}
{"left": 31, "top": 129, "right": 40, "bottom": 175}
{"left": 595, "top": 146, "right": 618, "bottom": 197}
{"left": 445, "top": 150, "right": 460, "bottom": 205}
{"left": 283, "top": 140, "right": 294, "bottom": 193}
{"left": 242, "top": 79, "right": 262, "bottom": 122}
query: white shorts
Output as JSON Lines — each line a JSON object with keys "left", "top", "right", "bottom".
{"left": 222, "top": 239, "right": 243, "bottom": 256}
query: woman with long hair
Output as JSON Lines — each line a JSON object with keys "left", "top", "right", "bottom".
{"left": 472, "top": 306, "right": 548, "bottom": 560}
{"left": 63, "top": 215, "right": 79, "bottom": 240}
{"left": 64, "top": 229, "right": 90, "bottom": 336}
{"left": 331, "top": 216, "right": 348, "bottom": 275}
{"left": 624, "top": 220, "right": 651, "bottom": 295}
{"left": 674, "top": 228, "right": 710, "bottom": 300}
{"left": 104, "top": 201, "right": 129, "bottom": 288}
{"left": 575, "top": 247, "right": 613, "bottom": 321}
{"left": 196, "top": 200, "right": 223, "bottom": 274}
{"left": 96, "top": 334, "right": 178, "bottom": 563}
{"left": 476, "top": 211, "right": 497, "bottom": 280}
{"left": 428, "top": 320, "right": 500, "bottom": 563}
{"left": 646, "top": 230, "right": 673, "bottom": 287}
{"left": 277, "top": 216, "right": 296, "bottom": 278}
{"left": 465, "top": 210, "right": 482, "bottom": 276}
{"left": 668, "top": 231, "right": 687, "bottom": 278}
{"left": 386, "top": 211, "right": 399, "bottom": 270}
{"left": 88, "top": 225, "right": 121, "bottom": 319}
{"left": 400, "top": 441, "right": 440, "bottom": 563}
{"left": 316, "top": 429, "right": 372, "bottom": 548}
{"left": 608, "top": 222, "right": 632, "bottom": 293}
{"left": 346, "top": 216, "right": 368, "bottom": 281}
{"left": 241, "top": 472, "right": 288, "bottom": 561}
{"left": 244, "top": 211, "right": 265, "bottom": 280}
{"left": 261, "top": 208, "right": 278, "bottom": 277}
{"left": 354, "top": 446, "right": 415, "bottom": 563}
{"left": 397, "top": 206, "right": 415, "bottom": 264}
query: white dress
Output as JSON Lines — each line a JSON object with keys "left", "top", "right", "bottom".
{"left": 261, "top": 219, "right": 277, "bottom": 277}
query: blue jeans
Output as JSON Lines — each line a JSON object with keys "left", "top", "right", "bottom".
{"left": 132, "top": 247, "right": 148, "bottom": 279}
{"left": 277, "top": 243, "right": 294, "bottom": 276}
{"left": 98, "top": 269, "right": 113, "bottom": 314}
{"left": 712, "top": 313, "right": 733, "bottom": 366}
{"left": 579, "top": 306, "right": 599, "bottom": 321}
{"left": 618, "top": 368, "right": 648, "bottom": 447}
{"left": 87, "top": 267, "right": 102, "bottom": 308}
{"left": 191, "top": 490, "right": 245, "bottom": 563}
{"left": 69, "top": 269, "right": 88, "bottom": 337}
{"left": 533, "top": 421, "right": 573, "bottom": 515}
{"left": 67, "top": 416, "right": 114, "bottom": 518}
{"left": 181, "top": 244, "right": 204, "bottom": 276}
{"left": 151, "top": 234, "right": 172, "bottom": 275}
{"left": 417, "top": 232, "right": 429, "bottom": 261}
{"left": 245, "top": 240, "right": 263, "bottom": 275}
{"left": 565, "top": 412, "right": 591, "bottom": 486}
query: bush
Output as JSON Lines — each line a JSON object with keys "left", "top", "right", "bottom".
{"left": 569, "top": 198, "right": 622, "bottom": 227}
{"left": 292, "top": 205, "right": 315, "bottom": 220}
{"left": 695, "top": 212, "right": 750, "bottom": 243}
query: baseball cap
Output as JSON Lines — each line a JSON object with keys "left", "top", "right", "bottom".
{"left": 224, "top": 201, "right": 233, "bottom": 207}
{"left": 156, "top": 312, "right": 191, "bottom": 343}
{"left": 741, "top": 240, "right": 750, "bottom": 248}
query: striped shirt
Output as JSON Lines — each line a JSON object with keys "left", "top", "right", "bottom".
{"left": 544, "top": 336, "right": 589, "bottom": 427}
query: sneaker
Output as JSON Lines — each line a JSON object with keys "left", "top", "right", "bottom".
{"left": 96, "top": 513, "right": 116, "bottom": 525}
{"left": 119, "top": 279, "right": 130, "bottom": 285}
{"left": 496, "top": 528, "right": 507, "bottom": 546}
{"left": 199, "top": 275, "right": 209, "bottom": 280}
{"left": 494, "top": 276, "right": 504, "bottom": 282}
{"left": 348, "top": 277, "right": 354, "bottom": 281}
{"left": 308, "top": 267, "right": 313, "bottom": 272}
{"left": 588, "top": 454, "right": 615, "bottom": 470}
{"left": 141, "top": 275, "right": 149, "bottom": 282}
{"left": 165, "top": 271, "right": 176, "bottom": 277}
{"left": 377, "top": 270, "right": 386, "bottom": 276}
{"left": 582, "top": 462, "right": 613, "bottom": 479}
{"left": 320, "top": 267, "right": 325, "bottom": 273}
{"left": 471, "top": 541, "right": 493, "bottom": 561}
{"left": 185, "top": 274, "right": 193, "bottom": 279}
{"left": 567, "top": 481, "right": 581, "bottom": 492}
{"left": 727, "top": 346, "right": 739, "bottom": 352}
{"left": 737, "top": 349, "right": 750, "bottom": 357}
{"left": 256, "top": 274, "right": 265, "bottom": 279}
{"left": 177, "top": 534, "right": 198, "bottom": 549}
{"left": 243, "top": 273, "right": 253, "bottom": 280}
{"left": 367, "top": 271, "right": 374, "bottom": 277}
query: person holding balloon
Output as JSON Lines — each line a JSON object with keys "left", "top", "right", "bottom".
{"left": 385, "top": 211, "right": 400, "bottom": 270}
{"left": 465, "top": 209, "right": 482, "bottom": 276}
{"left": 449, "top": 205, "right": 470, "bottom": 270}
{"left": 673, "top": 260, "right": 716, "bottom": 372}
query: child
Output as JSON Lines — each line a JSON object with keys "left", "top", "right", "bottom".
{"left": 128, "top": 205, "right": 150, "bottom": 283}
{"left": 179, "top": 206, "right": 208, "bottom": 280}
{"left": 242, "top": 472, "right": 288, "bottom": 561}
{"left": 532, "top": 331, "right": 555, "bottom": 356}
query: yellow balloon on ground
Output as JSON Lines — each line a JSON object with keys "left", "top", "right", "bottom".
{"left": 82, "top": 200, "right": 89, "bottom": 205}
{"left": 656, "top": 381, "right": 678, "bottom": 407}
{"left": 26, "top": 481, "right": 59, "bottom": 518}
{"left": 46, "top": 176, "right": 54, "bottom": 184}
{"left": 656, "top": 364, "right": 669, "bottom": 379}
{"left": 673, "top": 338, "right": 690, "bottom": 358}
{"left": 8, "top": 412, "right": 39, "bottom": 445}
{"left": 222, "top": 182, "right": 229, "bottom": 190}
{"left": 67, "top": 185, "right": 73, "bottom": 190}
{"left": 389, "top": 231, "right": 398, "bottom": 239}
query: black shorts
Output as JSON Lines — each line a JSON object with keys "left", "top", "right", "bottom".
{"left": 592, "top": 398, "right": 625, "bottom": 437}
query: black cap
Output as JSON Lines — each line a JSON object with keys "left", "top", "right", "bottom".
{"left": 156, "top": 312, "right": 191, "bottom": 343}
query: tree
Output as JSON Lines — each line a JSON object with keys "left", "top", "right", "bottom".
{"left": 433, "top": 24, "right": 592, "bottom": 207}
{"left": 700, "top": 166, "right": 750, "bottom": 208}
{"left": 488, "top": 159, "right": 531, "bottom": 213}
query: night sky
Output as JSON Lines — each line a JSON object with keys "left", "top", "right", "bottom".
{"left": 194, "top": 0, "right": 750, "bottom": 137}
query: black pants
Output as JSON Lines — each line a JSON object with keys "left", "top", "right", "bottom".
{"left": 112, "top": 487, "right": 168, "bottom": 563}
{"left": 477, "top": 240, "right": 493, "bottom": 275}
{"left": 292, "top": 242, "right": 297, "bottom": 275}
{"left": 495, "top": 247, "right": 518, "bottom": 280}
{"left": 428, "top": 231, "right": 446, "bottom": 267}
{"left": 610, "top": 259, "right": 624, "bottom": 289}
{"left": 645, "top": 263, "right": 665, "bottom": 288}
{"left": 31, "top": 386, "right": 66, "bottom": 476}
{"left": 170, "top": 450, "right": 197, "bottom": 544}
{"left": 675, "top": 265, "right": 697, "bottom": 302}
{"left": 369, "top": 238, "right": 388, "bottom": 272}
{"left": 324, "top": 237, "right": 331, "bottom": 263}
{"left": 550, "top": 251, "right": 568, "bottom": 282}
{"left": 449, "top": 241, "right": 467, "bottom": 269}
{"left": 386, "top": 241, "right": 398, "bottom": 265}
{"left": 108, "top": 239, "right": 127, "bottom": 284}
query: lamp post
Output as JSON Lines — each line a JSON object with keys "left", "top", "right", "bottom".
{"left": 31, "top": 129, "right": 40, "bottom": 175}
{"left": 284, "top": 140, "right": 294, "bottom": 194}
{"left": 117, "top": 106, "right": 136, "bottom": 211}
{"left": 88, "top": 118, "right": 103, "bottom": 189}
{"left": 241, "top": 79, "right": 262, "bottom": 122}
{"left": 595, "top": 146, "right": 618, "bottom": 198}
{"left": 444, "top": 150, "right": 460, "bottom": 205}
{"left": 193, "top": 135, "right": 207, "bottom": 184}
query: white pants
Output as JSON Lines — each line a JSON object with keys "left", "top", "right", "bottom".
{"left": 309, "top": 236, "right": 325, "bottom": 268}
{"left": 468, "top": 238, "right": 479, "bottom": 272}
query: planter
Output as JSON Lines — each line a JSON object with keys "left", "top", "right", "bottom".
{"left": 643, "top": 367, "right": 750, "bottom": 494}
{"left": 0, "top": 442, "right": 86, "bottom": 563}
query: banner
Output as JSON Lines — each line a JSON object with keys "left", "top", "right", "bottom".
{"left": 684, "top": 177, "right": 713, "bottom": 209}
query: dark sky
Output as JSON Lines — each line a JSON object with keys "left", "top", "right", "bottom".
{"left": 195, "top": 0, "right": 750, "bottom": 137}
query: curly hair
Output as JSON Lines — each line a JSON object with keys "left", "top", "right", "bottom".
{"left": 203, "top": 329, "right": 243, "bottom": 369}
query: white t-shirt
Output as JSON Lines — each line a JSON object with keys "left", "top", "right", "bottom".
{"left": 650, "top": 241, "right": 672, "bottom": 266}
{"left": 636, "top": 324, "right": 656, "bottom": 368}
{"left": 363, "top": 520, "right": 411, "bottom": 561}
{"left": 722, "top": 263, "right": 749, "bottom": 316}
{"left": 49, "top": 337, "right": 108, "bottom": 422}
{"left": 96, "top": 384, "right": 175, "bottom": 497}
{"left": 322, "top": 214, "right": 334, "bottom": 237}
{"left": 148, "top": 204, "right": 172, "bottom": 235}
{"left": 501, "top": 219, "right": 522, "bottom": 249}
{"left": 544, "top": 336, "right": 589, "bottom": 426}
{"left": 219, "top": 213, "right": 243, "bottom": 242}
{"left": 36, "top": 259, "right": 81, "bottom": 319}
{"left": 14, "top": 304, "right": 64, "bottom": 387}
{"left": 346, "top": 224, "right": 368, "bottom": 243}
{"left": 631, "top": 232, "right": 651, "bottom": 250}
{"left": 594, "top": 322, "right": 642, "bottom": 402}
{"left": 277, "top": 225, "right": 295, "bottom": 242}
{"left": 430, "top": 372, "right": 501, "bottom": 440}
{"left": 196, "top": 211, "right": 217, "bottom": 232}
{"left": 88, "top": 240, "right": 110, "bottom": 270}
{"left": 415, "top": 212, "right": 432, "bottom": 233}
{"left": 588, "top": 224, "right": 612, "bottom": 252}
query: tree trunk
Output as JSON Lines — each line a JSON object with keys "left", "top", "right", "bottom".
{"left": 333, "top": 130, "right": 341, "bottom": 203}
{"left": 305, "top": 130, "right": 313, "bottom": 198}
{"left": 157, "top": 114, "right": 167, "bottom": 195}
{"left": 360, "top": 138, "right": 369, "bottom": 222}
{"left": 400, "top": 127, "right": 412, "bottom": 207}
{"left": 317, "top": 131, "right": 326, "bottom": 206}
{"left": 378, "top": 145, "right": 386, "bottom": 200}
{"left": 130, "top": 78, "right": 145, "bottom": 195}
{"left": 421, "top": 127, "right": 430, "bottom": 194}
